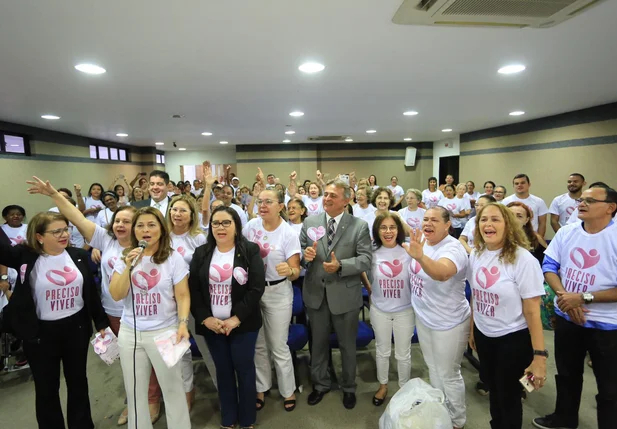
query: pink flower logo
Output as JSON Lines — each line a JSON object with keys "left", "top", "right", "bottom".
{"left": 569, "top": 248, "right": 600, "bottom": 269}
{"left": 46, "top": 266, "right": 78, "bottom": 286}
{"left": 430, "top": 196, "right": 438, "bottom": 202}
{"left": 19, "top": 264, "right": 27, "bottom": 283}
{"left": 309, "top": 203, "right": 319, "bottom": 212}
{"left": 406, "top": 217, "right": 421, "bottom": 228}
{"left": 410, "top": 259, "right": 421, "bottom": 275}
{"left": 233, "top": 267, "right": 248, "bottom": 285}
{"left": 209, "top": 263, "right": 233, "bottom": 283}
{"left": 307, "top": 226, "right": 326, "bottom": 242}
{"left": 248, "top": 230, "right": 271, "bottom": 258}
{"left": 447, "top": 203, "right": 457, "bottom": 211}
{"left": 9, "top": 236, "right": 25, "bottom": 246}
{"left": 93, "top": 335, "right": 113, "bottom": 354}
{"left": 107, "top": 256, "right": 118, "bottom": 270}
{"left": 476, "top": 266, "right": 500, "bottom": 289}
{"left": 131, "top": 268, "right": 161, "bottom": 292}
{"left": 177, "top": 246, "right": 186, "bottom": 257}
{"left": 566, "top": 206, "right": 575, "bottom": 216}
{"left": 379, "top": 260, "right": 403, "bottom": 278}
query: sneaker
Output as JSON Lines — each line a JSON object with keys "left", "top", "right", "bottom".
{"left": 475, "top": 381, "right": 489, "bottom": 396}
{"left": 532, "top": 414, "right": 577, "bottom": 429}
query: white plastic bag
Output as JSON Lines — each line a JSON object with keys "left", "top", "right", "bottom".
{"left": 379, "top": 378, "right": 452, "bottom": 429}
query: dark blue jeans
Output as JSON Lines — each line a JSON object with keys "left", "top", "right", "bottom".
{"left": 553, "top": 315, "right": 617, "bottom": 429}
{"left": 204, "top": 329, "right": 259, "bottom": 427}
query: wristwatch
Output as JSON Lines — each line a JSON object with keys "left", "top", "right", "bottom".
{"left": 0, "top": 274, "right": 8, "bottom": 282}
{"left": 582, "top": 292, "right": 594, "bottom": 304}
{"left": 533, "top": 349, "right": 549, "bottom": 358}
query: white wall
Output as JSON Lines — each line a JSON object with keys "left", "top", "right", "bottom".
{"left": 164, "top": 148, "right": 236, "bottom": 182}
{"left": 432, "top": 136, "right": 460, "bottom": 178}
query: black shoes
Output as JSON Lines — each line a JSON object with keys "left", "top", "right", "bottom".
{"left": 307, "top": 390, "right": 329, "bottom": 406}
{"left": 343, "top": 392, "right": 356, "bottom": 409}
{"left": 532, "top": 414, "right": 577, "bottom": 429}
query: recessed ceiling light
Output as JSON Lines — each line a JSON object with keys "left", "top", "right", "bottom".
{"left": 345, "top": 138, "right": 353, "bottom": 142}
{"left": 75, "top": 63, "right": 106, "bottom": 75}
{"left": 509, "top": 111, "right": 525, "bottom": 116}
{"left": 442, "top": 129, "right": 452, "bottom": 132}
{"left": 285, "top": 131, "right": 296, "bottom": 135}
{"left": 116, "top": 133, "right": 128, "bottom": 137}
{"left": 201, "top": 132, "right": 213, "bottom": 136}
{"left": 10, "top": 144, "right": 19, "bottom": 147}
{"left": 219, "top": 141, "right": 228, "bottom": 145}
{"left": 178, "top": 148, "right": 186, "bottom": 151}
{"left": 403, "top": 137, "right": 412, "bottom": 141}
{"left": 498, "top": 64, "right": 526, "bottom": 75}
{"left": 155, "top": 142, "right": 164, "bottom": 146}
{"left": 289, "top": 111, "right": 304, "bottom": 117}
{"left": 403, "top": 111, "right": 419, "bottom": 116}
{"left": 366, "top": 130, "right": 377, "bottom": 134}
{"left": 41, "top": 114, "right": 60, "bottom": 120}
{"left": 298, "top": 62, "right": 325, "bottom": 73}
{"left": 282, "top": 139, "right": 291, "bottom": 143}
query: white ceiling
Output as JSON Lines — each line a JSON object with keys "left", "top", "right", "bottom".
{"left": 1, "top": 0, "right": 617, "bottom": 150}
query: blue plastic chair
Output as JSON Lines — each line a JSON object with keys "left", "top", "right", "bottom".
{"left": 287, "top": 286, "right": 309, "bottom": 385}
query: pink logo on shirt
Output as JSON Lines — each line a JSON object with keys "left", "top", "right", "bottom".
{"left": 233, "top": 267, "right": 248, "bottom": 285}
{"left": 566, "top": 206, "right": 575, "bottom": 216}
{"left": 406, "top": 217, "right": 421, "bottom": 228}
{"left": 447, "top": 203, "right": 457, "bottom": 211}
{"left": 209, "top": 264, "right": 233, "bottom": 283}
{"left": 476, "top": 266, "right": 500, "bottom": 289}
{"left": 46, "top": 266, "right": 78, "bottom": 286}
{"left": 307, "top": 226, "right": 326, "bottom": 242}
{"left": 309, "top": 204, "right": 319, "bottom": 212}
{"left": 430, "top": 196, "right": 438, "bottom": 202}
{"left": 9, "top": 236, "right": 25, "bottom": 246}
{"left": 379, "top": 260, "right": 403, "bottom": 278}
{"left": 248, "top": 230, "right": 271, "bottom": 258}
{"left": 20, "top": 264, "right": 27, "bottom": 283}
{"left": 410, "top": 259, "right": 421, "bottom": 275}
{"left": 131, "top": 269, "right": 161, "bottom": 291}
{"left": 177, "top": 246, "right": 186, "bottom": 257}
{"left": 107, "top": 256, "right": 118, "bottom": 270}
{"left": 569, "top": 248, "right": 600, "bottom": 269}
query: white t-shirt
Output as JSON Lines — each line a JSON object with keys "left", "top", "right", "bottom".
{"left": 243, "top": 218, "right": 301, "bottom": 281}
{"left": 302, "top": 196, "right": 324, "bottom": 217}
{"left": 230, "top": 203, "right": 248, "bottom": 226}
{"left": 502, "top": 194, "right": 548, "bottom": 232}
{"left": 30, "top": 251, "right": 85, "bottom": 321}
{"left": 84, "top": 197, "right": 105, "bottom": 222}
{"left": 370, "top": 246, "right": 413, "bottom": 313}
{"left": 549, "top": 193, "right": 578, "bottom": 226}
{"left": 209, "top": 247, "right": 235, "bottom": 319}
{"left": 171, "top": 231, "right": 207, "bottom": 266}
{"left": 567, "top": 208, "right": 617, "bottom": 224}
{"left": 410, "top": 235, "right": 470, "bottom": 330}
{"left": 438, "top": 197, "right": 471, "bottom": 229}
{"left": 48, "top": 207, "right": 85, "bottom": 248}
{"left": 422, "top": 189, "right": 444, "bottom": 209}
{"left": 545, "top": 222, "right": 617, "bottom": 326}
{"left": 398, "top": 207, "right": 425, "bottom": 231}
{"left": 387, "top": 185, "right": 405, "bottom": 200}
{"left": 1, "top": 224, "right": 28, "bottom": 246}
{"left": 95, "top": 208, "right": 114, "bottom": 229}
{"left": 114, "top": 251, "right": 189, "bottom": 331}
{"left": 88, "top": 225, "right": 126, "bottom": 317}
{"left": 353, "top": 204, "right": 376, "bottom": 220}
{"left": 461, "top": 216, "right": 476, "bottom": 246}
{"left": 467, "top": 247, "right": 545, "bottom": 337}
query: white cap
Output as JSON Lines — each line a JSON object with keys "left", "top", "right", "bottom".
{"left": 231, "top": 177, "right": 240, "bottom": 182}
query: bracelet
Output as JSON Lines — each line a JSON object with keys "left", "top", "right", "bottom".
{"left": 179, "top": 318, "right": 189, "bottom": 325}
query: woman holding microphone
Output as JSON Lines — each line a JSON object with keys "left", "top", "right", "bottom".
{"left": 109, "top": 207, "right": 191, "bottom": 429}
{"left": 468, "top": 203, "right": 546, "bottom": 429}
{"left": 244, "top": 188, "right": 301, "bottom": 412}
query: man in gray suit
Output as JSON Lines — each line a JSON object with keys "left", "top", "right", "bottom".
{"left": 300, "top": 179, "right": 372, "bottom": 409}
{"left": 132, "top": 170, "right": 172, "bottom": 216}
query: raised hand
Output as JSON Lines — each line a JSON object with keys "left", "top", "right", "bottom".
{"left": 402, "top": 228, "right": 425, "bottom": 260}
{"left": 316, "top": 170, "right": 323, "bottom": 180}
{"left": 275, "top": 262, "right": 293, "bottom": 277}
{"left": 203, "top": 162, "right": 215, "bottom": 186}
{"left": 323, "top": 252, "right": 340, "bottom": 273}
{"left": 27, "top": 176, "right": 58, "bottom": 197}
{"left": 304, "top": 241, "right": 318, "bottom": 262}
{"left": 74, "top": 184, "right": 82, "bottom": 193}
{"left": 256, "top": 167, "right": 265, "bottom": 184}
{"left": 290, "top": 171, "right": 297, "bottom": 181}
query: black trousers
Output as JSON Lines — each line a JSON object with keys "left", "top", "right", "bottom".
{"left": 552, "top": 315, "right": 617, "bottom": 429}
{"left": 22, "top": 310, "right": 94, "bottom": 429}
{"left": 474, "top": 326, "right": 532, "bottom": 429}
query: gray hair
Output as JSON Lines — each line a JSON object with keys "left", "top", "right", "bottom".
{"left": 325, "top": 179, "right": 351, "bottom": 199}
{"left": 406, "top": 188, "right": 422, "bottom": 201}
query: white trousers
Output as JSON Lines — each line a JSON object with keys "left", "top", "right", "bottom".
{"left": 415, "top": 317, "right": 470, "bottom": 428}
{"left": 255, "top": 281, "right": 296, "bottom": 398}
{"left": 118, "top": 324, "right": 191, "bottom": 429}
{"left": 187, "top": 314, "right": 218, "bottom": 390}
{"left": 370, "top": 304, "right": 415, "bottom": 386}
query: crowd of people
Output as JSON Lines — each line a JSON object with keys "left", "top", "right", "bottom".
{"left": 1, "top": 165, "right": 616, "bottom": 429}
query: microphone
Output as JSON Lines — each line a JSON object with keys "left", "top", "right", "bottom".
{"left": 130, "top": 240, "right": 148, "bottom": 269}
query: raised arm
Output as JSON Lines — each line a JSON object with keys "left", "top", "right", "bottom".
{"left": 74, "top": 184, "right": 86, "bottom": 212}
{"left": 129, "top": 172, "right": 143, "bottom": 188}
{"left": 27, "top": 177, "right": 96, "bottom": 242}
{"left": 288, "top": 171, "right": 298, "bottom": 197}
{"left": 201, "top": 161, "right": 215, "bottom": 225}
{"left": 109, "top": 174, "right": 120, "bottom": 191}
{"left": 403, "top": 229, "right": 458, "bottom": 282}
{"left": 247, "top": 181, "right": 263, "bottom": 220}
{"left": 316, "top": 170, "right": 325, "bottom": 187}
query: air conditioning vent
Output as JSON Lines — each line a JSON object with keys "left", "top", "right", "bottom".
{"left": 394, "top": 0, "right": 605, "bottom": 28}
{"left": 307, "top": 136, "right": 347, "bottom": 141}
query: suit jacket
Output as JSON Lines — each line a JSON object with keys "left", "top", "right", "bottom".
{"left": 300, "top": 212, "right": 372, "bottom": 315}
{"left": 131, "top": 196, "right": 172, "bottom": 211}
{"left": 0, "top": 243, "right": 109, "bottom": 340}
{"left": 188, "top": 239, "right": 265, "bottom": 336}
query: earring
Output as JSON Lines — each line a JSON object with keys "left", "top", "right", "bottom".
{"left": 38, "top": 241, "right": 43, "bottom": 245}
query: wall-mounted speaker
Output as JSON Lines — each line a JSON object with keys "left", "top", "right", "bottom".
{"left": 405, "top": 147, "right": 417, "bottom": 167}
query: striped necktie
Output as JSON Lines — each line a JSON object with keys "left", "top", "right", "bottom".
{"left": 327, "top": 218, "right": 336, "bottom": 248}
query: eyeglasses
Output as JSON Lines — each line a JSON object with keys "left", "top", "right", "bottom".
{"left": 379, "top": 225, "right": 398, "bottom": 232}
{"left": 211, "top": 220, "right": 233, "bottom": 229}
{"left": 575, "top": 198, "right": 613, "bottom": 206}
{"left": 256, "top": 199, "right": 276, "bottom": 206}
{"left": 44, "top": 227, "right": 72, "bottom": 238}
